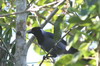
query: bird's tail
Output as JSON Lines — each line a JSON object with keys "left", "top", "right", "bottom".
{"left": 64, "top": 47, "right": 78, "bottom": 54}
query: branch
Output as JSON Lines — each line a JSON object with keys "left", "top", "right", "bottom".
{"left": 0, "top": 46, "right": 7, "bottom": 52}
{"left": 0, "top": 0, "right": 34, "bottom": 17}
{"left": 53, "top": 0, "right": 66, "bottom": 8}
{"left": 27, "top": 1, "right": 58, "bottom": 12}
{"left": 27, "top": 0, "right": 35, "bottom": 9}
{"left": 35, "top": 12, "right": 54, "bottom": 25}
{"left": 0, "top": 11, "right": 28, "bottom": 17}
{"left": 39, "top": 1, "right": 58, "bottom": 8}
{"left": 0, "top": 1, "right": 57, "bottom": 17}
{"left": 41, "top": 7, "right": 58, "bottom": 28}
{"left": 0, "top": 0, "right": 61, "bottom": 17}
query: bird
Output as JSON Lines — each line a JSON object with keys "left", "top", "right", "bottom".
{"left": 27, "top": 27, "right": 78, "bottom": 57}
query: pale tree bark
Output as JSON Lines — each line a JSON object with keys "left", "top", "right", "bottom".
{"left": 14, "top": 0, "right": 27, "bottom": 66}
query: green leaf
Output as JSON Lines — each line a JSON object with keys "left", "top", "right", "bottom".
{"left": 80, "top": 9, "right": 88, "bottom": 16}
{"left": 75, "top": 33, "right": 80, "bottom": 43}
{"left": 76, "top": 0, "right": 84, "bottom": 4}
{"left": 3, "top": 27, "right": 12, "bottom": 44}
{"left": 54, "top": 15, "right": 64, "bottom": 41}
{"left": 0, "top": 0, "right": 3, "bottom": 4}
{"left": 85, "top": 0, "right": 97, "bottom": 6}
{"left": 67, "top": 60, "right": 88, "bottom": 66}
{"left": 79, "top": 43, "right": 90, "bottom": 52}
{"left": 33, "top": 43, "right": 46, "bottom": 55}
{"left": 33, "top": 21, "right": 40, "bottom": 27}
{"left": 67, "top": 7, "right": 78, "bottom": 13}
{"left": 89, "top": 5, "right": 96, "bottom": 13}
{"left": 89, "top": 59, "right": 96, "bottom": 66}
{"left": 37, "top": 0, "right": 46, "bottom": 5}
{"left": 55, "top": 54, "right": 73, "bottom": 66}
{"left": 69, "top": 16, "right": 82, "bottom": 23}
{"left": 96, "top": 32, "right": 100, "bottom": 40}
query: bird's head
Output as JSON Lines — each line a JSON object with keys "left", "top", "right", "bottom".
{"left": 27, "top": 27, "right": 41, "bottom": 34}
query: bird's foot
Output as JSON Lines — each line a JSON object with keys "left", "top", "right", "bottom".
{"left": 43, "top": 55, "right": 55, "bottom": 63}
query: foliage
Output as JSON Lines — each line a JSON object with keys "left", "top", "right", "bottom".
{"left": 0, "top": 0, "right": 100, "bottom": 66}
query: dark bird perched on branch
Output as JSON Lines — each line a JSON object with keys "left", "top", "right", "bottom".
{"left": 27, "top": 27, "right": 78, "bottom": 57}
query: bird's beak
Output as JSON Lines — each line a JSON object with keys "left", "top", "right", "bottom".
{"left": 27, "top": 29, "right": 32, "bottom": 33}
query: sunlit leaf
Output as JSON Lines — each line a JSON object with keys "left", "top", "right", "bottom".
{"left": 2, "top": 3, "right": 6, "bottom": 9}
{"left": 33, "top": 42, "right": 46, "bottom": 55}
{"left": 37, "top": 0, "right": 46, "bottom": 5}
{"left": 89, "top": 59, "right": 96, "bottom": 66}
{"left": 78, "top": 43, "right": 94, "bottom": 57}
{"left": 89, "top": 5, "right": 96, "bottom": 13}
{"left": 76, "top": 0, "right": 84, "bottom": 4}
{"left": 67, "top": 60, "right": 88, "bottom": 66}
{"left": 55, "top": 54, "right": 73, "bottom": 66}
{"left": 73, "top": 33, "right": 80, "bottom": 43}
{"left": 68, "top": 16, "right": 81, "bottom": 23}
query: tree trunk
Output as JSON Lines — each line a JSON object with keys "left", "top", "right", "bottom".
{"left": 14, "top": 0, "right": 27, "bottom": 66}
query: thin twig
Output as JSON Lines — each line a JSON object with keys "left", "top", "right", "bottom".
{"left": 41, "top": 7, "right": 59, "bottom": 28}
{"left": 0, "top": 11, "right": 28, "bottom": 17}
{"left": 27, "top": 0, "right": 35, "bottom": 9}
{"left": 0, "top": 0, "right": 33, "bottom": 17}
{"left": 0, "top": 0, "right": 34, "bottom": 17}
{"left": 35, "top": 12, "right": 54, "bottom": 25}
{"left": 0, "top": 1, "right": 57, "bottom": 17}
{"left": 53, "top": 0, "right": 65, "bottom": 8}
{"left": 39, "top": 1, "right": 58, "bottom": 8}
{"left": 27, "top": 1, "right": 58, "bottom": 12}
{"left": 0, "top": 46, "right": 7, "bottom": 52}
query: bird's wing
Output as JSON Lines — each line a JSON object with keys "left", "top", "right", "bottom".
{"left": 44, "top": 31, "right": 67, "bottom": 45}
{"left": 45, "top": 32, "right": 54, "bottom": 39}
{"left": 61, "top": 39, "right": 67, "bottom": 45}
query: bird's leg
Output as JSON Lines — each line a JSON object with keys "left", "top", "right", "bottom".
{"left": 43, "top": 55, "right": 50, "bottom": 60}
{"left": 43, "top": 54, "right": 57, "bottom": 59}
{"left": 43, "top": 55, "right": 47, "bottom": 60}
